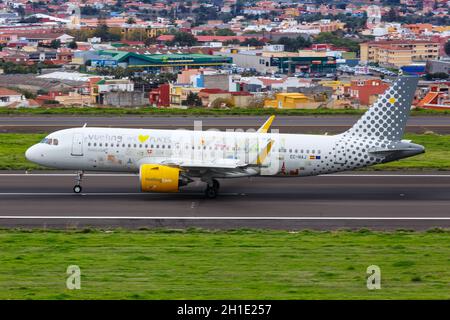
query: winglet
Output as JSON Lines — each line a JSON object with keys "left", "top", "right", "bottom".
{"left": 257, "top": 115, "right": 275, "bottom": 133}
{"left": 256, "top": 139, "right": 274, "bottom": 165}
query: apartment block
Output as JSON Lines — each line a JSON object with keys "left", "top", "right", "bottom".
{"left": 360, "top": 40, "right": 439, "bottom": 68}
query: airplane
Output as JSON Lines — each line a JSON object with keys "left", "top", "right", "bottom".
{"left": 25, "top": 76, "right": 425, "bottom": 198}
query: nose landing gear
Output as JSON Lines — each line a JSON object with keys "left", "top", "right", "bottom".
{"left": 204, "top": 179, "right": 220, "bottom": 199}
{"left": 73, "top": 170, "right": 84, "bottom": 193}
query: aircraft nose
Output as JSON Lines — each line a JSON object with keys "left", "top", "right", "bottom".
{"left": 25, "top": 144, "right": 40, "bottom": 163}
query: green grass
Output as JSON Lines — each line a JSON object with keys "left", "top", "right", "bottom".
{"left": 372, "top": 133, "right": 450, "bottom": 170}
{"left": 0, "top": 133, "right": 449, "bottom": 170}
{"left": 0, "top": 107, "right": 449, "bottom": 116}
{"left": 0, "top": 133, "right": 45, "bottom": 170}
{"left": 0, "top": 229, "right": 449, "bottom": 299}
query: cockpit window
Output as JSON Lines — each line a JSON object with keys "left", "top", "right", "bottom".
{"left": 40, "top": 138, "right": 59, "bottom": 146}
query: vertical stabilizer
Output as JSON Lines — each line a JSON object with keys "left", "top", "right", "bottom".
{"left": 344, "top": 76, "right": 418, "bottom": 141}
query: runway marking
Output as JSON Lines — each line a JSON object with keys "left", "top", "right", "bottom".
{"left": 1, "top": 173, "right": 450, "bottom": 177}
{"left": 0, "top": 216, "right": 449, "bottom": 220}
{"left": 0, "top": 192, "right": 240, "bottom": 196}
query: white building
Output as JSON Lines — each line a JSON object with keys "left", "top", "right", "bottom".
{"left": 0, "top": 88, "right": 24, "bottom": 107}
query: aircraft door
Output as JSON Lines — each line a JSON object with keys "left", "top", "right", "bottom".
{"left": 71, "top": 133, "right": 83, "bottom": 156}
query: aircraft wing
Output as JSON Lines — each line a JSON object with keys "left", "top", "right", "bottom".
{"left": 138, "top": 139, "right": 274, "bottom": 177}
{"left": 160, "top": 158, "right": 247, "bottom": 169}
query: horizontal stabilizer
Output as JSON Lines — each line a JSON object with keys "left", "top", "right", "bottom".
{"left": 257, "top": 115, "right": 275, "bottom": 134}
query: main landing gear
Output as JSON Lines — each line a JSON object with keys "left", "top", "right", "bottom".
{"left": 205, "top": 179, "right": 220, "bottom": 199}
{"left": 73, "top": 170, "right": 84, "bottom": 193}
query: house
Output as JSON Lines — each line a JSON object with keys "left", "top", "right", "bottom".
{"left": 149, "top": 83, "right": 170, "bottom": 107}
{"left": 0, "top": 87, "right": 38, "bottom": 108}
{"left": 264, "top": 93, "right": 321, "bottom": 109}
{"left": 0, "top": 87, "right": 24, "bottom": 107}
{"left": 416, "top": 83, "right": 450, "bottom": 110}
{"left": 348, "top": 78, "right": 390, "bottom": 106}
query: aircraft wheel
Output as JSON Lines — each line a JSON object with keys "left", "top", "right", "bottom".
{"left": 73, "top": 185, "right": 82, "bottom": 194}
{"left": 212, "top": 179, "right": 220, "bottom": 190}
{"left": 205, "top": 186, "right": 218, "bottom": 199}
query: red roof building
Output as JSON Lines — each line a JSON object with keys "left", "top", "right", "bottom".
{"left": 348, "top": 79, "right": 390, "bottom": 106}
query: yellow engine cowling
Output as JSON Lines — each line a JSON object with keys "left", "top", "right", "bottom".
{"left": 140, "top": 164, "right": 181, "bottom": 193}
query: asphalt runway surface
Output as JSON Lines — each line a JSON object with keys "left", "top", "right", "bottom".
{"left": 0, "top": 172, "right": 449, "bottom": 230}
{"left": 1, "top": 115, "right": 450, "bottom": 133}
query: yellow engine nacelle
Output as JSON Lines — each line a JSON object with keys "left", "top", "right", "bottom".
{"left": 140, "top": 164, "right": 181, "bottom": 193}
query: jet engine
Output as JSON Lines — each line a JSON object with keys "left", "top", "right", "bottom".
{"left": 140, "top": 164, "right": 191, "bottom": 192}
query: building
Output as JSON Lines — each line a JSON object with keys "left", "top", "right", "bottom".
{"left": 348, "top": 78, "right": 389, "bottom": 106}
{"left": 149, "top": 83, "right": 170, "bottom": 108}
{"left": 360, "top": 40, "right": 440, "bottom": 68}
{"left": 219, "top": 48, "right": 337, "bottom": 74}
{"left": 416, "top": 83, "right": 450, "bottom": 110}
{"left": 426, "top": 59, "right": 450, "bottom": 74}
{"left": 95, "top": 50, "right": 232, "bottom": 73}
{"left": 264, "top": 93, "right": 321, "bottom": 109}
{"left": 0, "top": 87, "right": 24, "bottom": 107}
{"left": 90, "top": 79, "right": 143, "bottom": 106}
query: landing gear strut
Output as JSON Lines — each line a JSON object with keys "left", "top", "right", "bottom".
{"left": 205, "top": 179, "right": 220, "bottom": 199}
{"left": 73, "top": 170, "right": 84, "bottom": 193}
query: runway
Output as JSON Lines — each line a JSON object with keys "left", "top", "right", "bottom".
{"left": 0, "top": 172, "right": 450, "bottom": 230}
{"left": 1, "top": 115, "right": 450, "bottom": 133}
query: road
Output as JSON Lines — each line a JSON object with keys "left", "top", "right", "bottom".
{"left": 0, "top": 172, "right": 449, "bottom": 230}
{"left": 1, "top": 115, "right": 449, "bottom": 133}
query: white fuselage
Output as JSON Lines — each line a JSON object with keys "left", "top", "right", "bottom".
{"left": 25, "top": 127, "right": 388, "bottom": 178}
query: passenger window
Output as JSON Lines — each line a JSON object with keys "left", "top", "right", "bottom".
{"left": 94, "top": 143, "right": 97, "bottom": 147}
{"left": 139, "top": 144, "right": 142, "bottom": 148}
{"left": 53, "top": 139, "right": 58, "bottom": 145}
{"left": 88, "top": 143, "right": 91, "bottom": 146}
{"left": 105, "top": 143, "right": 108, "bottom": 147}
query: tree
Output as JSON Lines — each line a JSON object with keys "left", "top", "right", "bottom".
{"left": 215, "top": 28, "right": 236, "bottom": 36}
{"left": 384, "top": 7, "right": 398, "bottom": 23}
{"left": 275, "top": 36, "right": 311, "bottom": 52}
{"left": 168, "top": 32, "right": 198, "bottom": 46}
{"left": 67, "top": 40, "right": 78, "bottom": 49}
{"left": 445, "top": 41, "right": 450, "bottom": 56}
{"left": 126, "top": 17, "right": 136, "bottom": 25}
{"left": 49, "top": 39, "right": 61, "bottom": 49}
{"left": 241, "top": 38, "right": 265, "bottom": 47}
{"left": 93, "top": 23, "right": 121, "bottom": 42}
{"left": 210, "top": 97, "right": 234, "bottom": 109}
{"left": 313, "top": 32, "right": 360, "bottom": 53}
{"left": 185, "top": 92, "right": 203, "bottom": 107}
